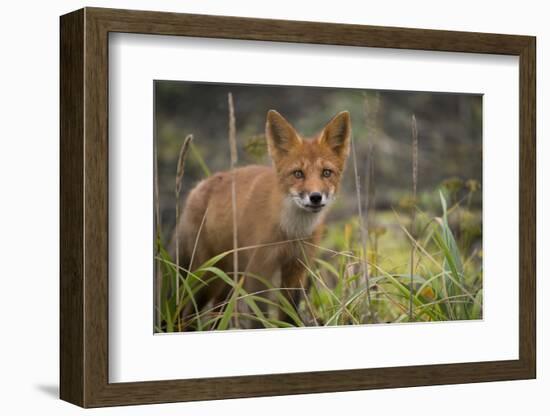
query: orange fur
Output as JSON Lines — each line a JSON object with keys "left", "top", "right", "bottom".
{"left": 170, "top": 110, "right": 351, "bottom": 326}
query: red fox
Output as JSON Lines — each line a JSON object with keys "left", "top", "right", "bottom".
{"left": 171, "top": 110, "right": 351, "bottom": 326}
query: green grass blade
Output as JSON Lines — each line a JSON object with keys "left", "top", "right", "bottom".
{"left": 189, "top": 142, "right": 211, "bottom": 177}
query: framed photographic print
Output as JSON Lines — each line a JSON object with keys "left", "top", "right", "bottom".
{"left": 60, "top": 7, "right": 536, "bottom": 408}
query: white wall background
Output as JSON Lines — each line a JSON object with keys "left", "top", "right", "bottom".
{"left": 0, "top": 0, "right": 546, "bottom": 414}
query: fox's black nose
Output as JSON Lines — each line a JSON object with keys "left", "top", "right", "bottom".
{"left": 309, "top": 192, "right": 323, "bottom": 205}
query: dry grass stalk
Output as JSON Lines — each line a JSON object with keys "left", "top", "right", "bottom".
{"left": 363, "top": 144, "right": 378, "bottom": 297}
{"left": 363, "top": 92, "right": 381, "bottom": 132}
{"left": 188, "top": 207, "right": 209, "bottom": 272}
{"left": 350, "top": 133, "right": 372, "bottom": 323}
{"left": 228, "top": 92, "right": 239, "bottom": 327}
{"left": 364, "top": 145, "right": 375, "bottom": 321}
{"left": 366, "top": 145, "right": 378, "bottom": 264}
{"left": 364, "top": 93, "right": 379, "bottom": 205}
{"left": 409, "top": 114, "right": 418, "bottom": 321}
{"left": 175, "top": 134, "right": 193, "bottom": 328}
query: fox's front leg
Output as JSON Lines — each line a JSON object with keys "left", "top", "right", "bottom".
{"left": 279, "top": 259, "right": 308, "bottom": 325}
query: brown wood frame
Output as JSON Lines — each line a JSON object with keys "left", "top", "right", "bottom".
{"left": 60, "top": 7, "right": 536, "bottom": 408}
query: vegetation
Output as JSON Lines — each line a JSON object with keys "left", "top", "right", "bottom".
{"left": 154, "top": 84, "right": 482, "bottom": 332}
{"left": 155, "top": 190, "right": 482, "bottom": 332}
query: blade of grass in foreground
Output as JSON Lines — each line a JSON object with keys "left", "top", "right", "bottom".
{"left": 201, "top": 266, "right": 270, "bottom": 327}
{"left": 434, "top": 190, "right": 470, "bottom": 319}
{"left": 392, "top": 208, "right": 474, "bottom": 302}
{"left": 189, "top": 141, "right": 211, "bottom": 177}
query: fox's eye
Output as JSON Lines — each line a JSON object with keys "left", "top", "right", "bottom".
{"left": 293, "top": 170, "right": 304, "bottom": 179}
{"left": 322, "top": 169, "right": 332, "bottom": 178}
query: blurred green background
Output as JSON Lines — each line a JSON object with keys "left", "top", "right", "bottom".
{"left": 155, "top": 81, "right": 482, "bottom": 242}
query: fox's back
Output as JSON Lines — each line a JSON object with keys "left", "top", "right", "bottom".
{"left": 177, "top": 164, "right": 284, "bottom": 259}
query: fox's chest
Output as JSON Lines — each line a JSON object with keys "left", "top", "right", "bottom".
{"left": 279, "top": 198, "right": 325, "bottom": 239}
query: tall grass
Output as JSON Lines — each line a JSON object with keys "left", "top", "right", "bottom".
{"left": 227, "top": 92, "right": 241, "bottom": 328}
{"left": 350, "top": 132, "right": 373, "bottom": 323}
{"left": 156, "top": 186, "right": 482, "bottom": 332}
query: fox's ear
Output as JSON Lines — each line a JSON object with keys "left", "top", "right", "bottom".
{"left": 319, "top": 111, "right": 351, "bottom": 159}
{"left": 265, "top": 110, "right": 302, "bottom": 159}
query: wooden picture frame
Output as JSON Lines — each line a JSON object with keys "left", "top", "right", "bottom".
{"left": 60, "top": 7, "right": 536, "bottom": 408}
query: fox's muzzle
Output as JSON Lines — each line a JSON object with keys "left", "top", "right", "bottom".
{"left": 293, "top": 191, "right": 331, "bottom": 213}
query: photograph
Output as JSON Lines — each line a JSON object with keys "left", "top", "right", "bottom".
{"left": 53, "top": 5, "right": 537, "bottom": 409}
{"left": 154, "top": 81, "right": 483, "bottom": 333}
